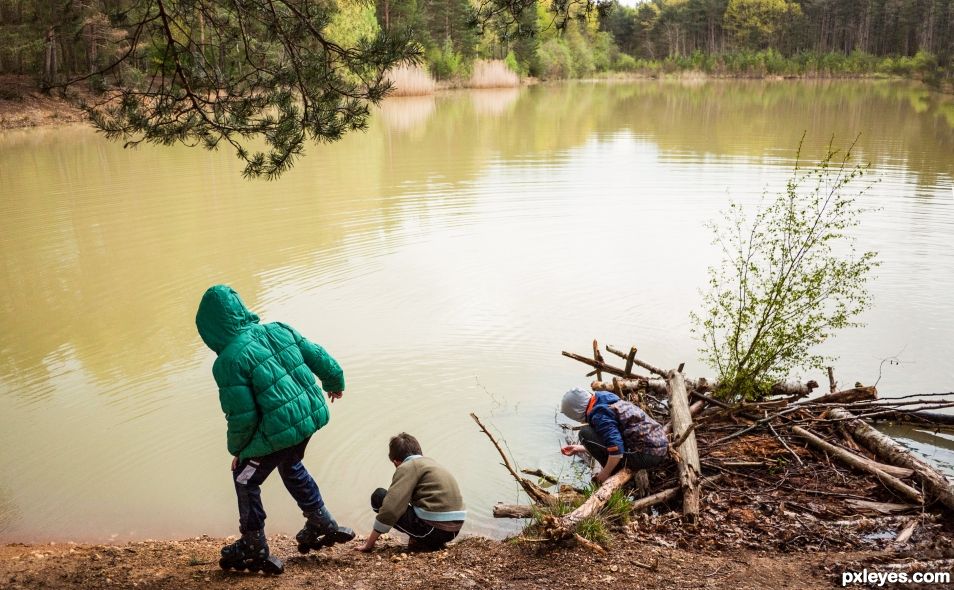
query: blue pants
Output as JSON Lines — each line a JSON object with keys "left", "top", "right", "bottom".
{"left": 232, "top": 437, "right": 324, "bottom": 534}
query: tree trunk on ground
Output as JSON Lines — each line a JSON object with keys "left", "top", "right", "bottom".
{"left": 493, "top": 504, "right": 534, "bottom": 518}
{"left": 791, "top": 425, "right": 923, "bottom": 504}
{"left": 828, "top": 408, "right": 954, "bottom": 512}
{"left": 668, "top": 370, "right": 701, "bottom": 521}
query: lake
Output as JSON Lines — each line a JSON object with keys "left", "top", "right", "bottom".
{"left": 0, "top": 80, "right": 952, "bottom": 542}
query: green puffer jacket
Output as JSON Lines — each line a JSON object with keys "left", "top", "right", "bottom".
{"left": 195, "top": 285, "right": 344, "bottom": 460}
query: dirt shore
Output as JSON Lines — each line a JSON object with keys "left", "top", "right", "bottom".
{"left": 0, "top": 76, "right": 87, "bottom": 130}
{"left": 0, "top": 532, "right": 922, "bottom": 590}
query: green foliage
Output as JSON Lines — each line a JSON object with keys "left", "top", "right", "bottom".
{"left": 604, "top": 489, "right": 633, "bottom": 524}
{"left": 691, "top": 139, "right": 879, "bottom": 402}
{"left": 537, "top": 38, "right": 575, "bottom": 79}
{"left": 575, "top": 516, "right": 610, "bottom": 545}
{"left": 614, "top": 53, "right": 638, "bottom": 71}
{"left": 428, "top": 37, "right": 464, "bottom": 80}
{"left": 724, "top": 0, "right": 802, "bottom": 50}
{"left": 72, "top": 1, "right": 423, "bottom": 179}
{"left": 504, "top": 50, "right": 527, "bottom": 76}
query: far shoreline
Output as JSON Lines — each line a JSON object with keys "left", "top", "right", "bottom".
{"left": 1, "top": 73, "right": 942, "bottom": 132}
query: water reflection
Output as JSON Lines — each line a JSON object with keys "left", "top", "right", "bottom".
{"left": 877, "top": 423, "right": 954, "bottom": 474}
{"left": 0, "top": 80, "right": 952, "bottom": 542}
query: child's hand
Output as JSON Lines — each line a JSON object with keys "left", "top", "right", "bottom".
{"left": 561, "top": 445, "right": 586, "bottom": 457}
{"left": 354, "top": 541, "right": 374, "bottom": 553}
{"left": 328, "top": 391, "right": 344, "bottom": 403}
{"left": 231, "top": 456, "right": 239, "bottom": 470}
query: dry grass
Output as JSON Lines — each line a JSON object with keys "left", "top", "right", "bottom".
{"left": 385, "top": 64, "right": 437, "bottom": 97}
{"left": 467, "top": 59, "right": 520, "bottom": 89}
{"left": 378, "top": 95, "right": 436, "bottom": 132}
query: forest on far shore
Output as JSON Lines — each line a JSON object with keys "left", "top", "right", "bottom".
{"left": 1, "top": 0, "right": 951, "bottom": 92}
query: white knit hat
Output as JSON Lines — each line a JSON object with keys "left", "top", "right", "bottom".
{"left": 560, "top": 387, "right": 593, "bottom": 422}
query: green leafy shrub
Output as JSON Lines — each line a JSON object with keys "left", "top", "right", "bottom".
{"left": 691, "top": 140, "right": 879, "bottom": 402}
{"left": 428, "top": 38, "right": 464, "bottom": 80}
{"left": 537, "top": 38, "right": 575, "bottom": 79}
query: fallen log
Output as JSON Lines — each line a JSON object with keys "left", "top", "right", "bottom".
{"left": 493, "top": 503, "right": 534, "bottom": 518}
{"left": 559, "top": 468, "right": 634, "bottom": 529}
{"left": 770, "top": 380, "right": 820, "bottom": 398}
{"left": 497, "top": 474, "right": 726, "bottom": 520}
{"left": 668, "top": 369, "right": 701, "bottom": 521}
{"left": 779, "top": 428, "right": 913, "bottom": 478}
{"left": 808, "top": 385, "right": 878, "bottom": 405}
{"left": 828, "top": 407, "right": 954, "bottom": 512}
{"left": 791, "top": 425, "right": 923, "bottom": 505}
{"left": 842, "top": 500, "right": 920, "bottom": 515}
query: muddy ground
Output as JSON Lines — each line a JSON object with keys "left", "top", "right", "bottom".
{"left": 1, "top": 531, "right": 946, "bottom": 590}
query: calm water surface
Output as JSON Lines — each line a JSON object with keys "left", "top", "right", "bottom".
{"left": 1, "top": 80, "right": 953, "bottom": 542}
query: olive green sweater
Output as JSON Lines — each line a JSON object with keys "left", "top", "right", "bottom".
{"left": 373, "top": 455, "right": 466, "bottom": 534}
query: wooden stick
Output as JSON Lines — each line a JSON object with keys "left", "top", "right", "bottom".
{"left": 791, "top": 425, "right": 923, "bottom": 505}
{"left": 667, "top": 369, "right": 701, "bottom": 521}
{"left": 664, "top": 400, "right": 705, "bottom": 434}
{"left": 768, "top": 422, "right": 804, "bottom": 466}
{"left": 671, "top": 422, "right": 698, "bottom": 449}
{"left": 562, "top": 351, "right": 628, "bottom": 378}
{"left": 574, "top": 533, "right": 607, "bottom": 553}
{"left": 630, "top": 474, "right": 723, "bottom": 513}
{"left": 605, "top": 345, "right": 670, "bottom": 378}
{"left": 827, "top": 367, "right": 837, "bottom": 393}
{"left": 624, "top": 346, "right": 638, "bottom": 378}
{"left": 521, "top": 468, "right": 559, "bottom": 486}
{"left": 592, "top": 340, "right": 603, "bottom": 381}
{"left": 891, "top": 518, "right": 918, "bottom": 549}
{"left": 828, "top": 407, "right": 954, "bottom": 512}
{"left": 470, "top": 413, "right": 553, "bottom": 506}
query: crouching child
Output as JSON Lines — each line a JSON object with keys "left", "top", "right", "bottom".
{"left": 356, "top": 433, "right": 466, "bottom": 552}
{"left": 560, "top": 387, "right": 669, "bottom": 484}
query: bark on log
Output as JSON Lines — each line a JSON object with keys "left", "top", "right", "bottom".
{"left": 791, "top": 425, "right": 923, "bottom": 505}
{"left": 829, "top": 407, "right": 954, "bottom": 512}
{"left": 810, "top": 386, "right": 878, "bottom": 405}
{"left": 770, "top": 380, "right": 820, "bottom": 398}
{"left": 559, "top": 468, "right": 634, "bottom": 529}
{"left": 493, "top": 504, "right": 534, "bottom": 518}
{"left": 668, "top": 370, "right": 701, "bottom": 521}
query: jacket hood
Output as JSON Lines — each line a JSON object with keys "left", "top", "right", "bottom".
{"left": 588, "top": 391, "right": 621, "bottom": 416}
{"left": 195, "top": 285, "right": 260, "bottom": 354}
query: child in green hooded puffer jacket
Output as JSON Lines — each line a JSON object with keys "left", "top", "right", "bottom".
{"left": 196, "top": 284, "right": 354, "bottom": 574}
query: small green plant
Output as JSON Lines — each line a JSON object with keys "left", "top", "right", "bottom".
{"left": 691, "top": 138, "right": 879, "bottom": 402}
{"left": 575, "top": 516, "right": 610, "bottom": 545}
{"left": 604, "top": 489, "right": 633, "bottom": 525}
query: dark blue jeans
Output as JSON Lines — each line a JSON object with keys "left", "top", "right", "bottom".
{"left": 232, "top": 437, "right": 324, "bottom": 534}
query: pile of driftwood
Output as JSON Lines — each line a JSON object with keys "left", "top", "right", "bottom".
{"left": 480, "top": 342, "right": 954, "bottom": 559}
